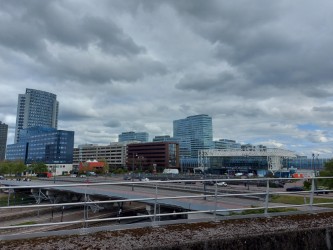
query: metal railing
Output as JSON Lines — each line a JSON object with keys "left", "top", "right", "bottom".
{"left": 0, "top": 176, "right": 332, "bottom": 240}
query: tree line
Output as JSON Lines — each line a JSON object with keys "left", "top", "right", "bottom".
{"left": 0, "top": 160, "right": 48, "bottom": 176}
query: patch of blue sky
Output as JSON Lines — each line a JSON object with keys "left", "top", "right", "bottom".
{"left": 297, "top": 123, "right": 321, "bottom": 131}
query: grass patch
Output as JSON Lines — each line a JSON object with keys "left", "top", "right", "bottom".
{"left": 229, "top": 206, "right": 297, "bottom": 216}
{"left": 0, "top": 194, "right": 35, "bottom": 206}
{"left": 271, "top": 194, "right": 333, "bottom": 208}
{"left": 11, "top": 221, "right": 37, "bottom": 226}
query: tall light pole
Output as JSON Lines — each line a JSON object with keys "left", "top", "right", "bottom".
{"left": 137, "top": 155, "right": 144, "bottom": 178}
{"left": 314, "top": 153, "right": 319, "bottom": 189}
{"left": 53, "top": 165, "right": 56, "bottom": 184}
{"left": 132, "top": 152, "right": 135, "bottom": 176}
{"left": 131, "top": 152, "right": 136, "bottom": 191}
{"left": 312, "top": 153, "right": 315, "bottom": 176}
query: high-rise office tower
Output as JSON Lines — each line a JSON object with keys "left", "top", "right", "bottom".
{"left": 173, "top": 114, "right": 213, "bottom": 158}
{"left": 118, "top": 131, "right": 149, "bottom": 142}
{"left": 14, "top": 88, "right": 59, "bottom": 143}
{"left": 0, "top": 121, "right": 8, "bottom": 160}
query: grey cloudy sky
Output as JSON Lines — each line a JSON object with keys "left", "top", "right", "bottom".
{"left": 1, "top": 0, "right": 333, "bottom": 158}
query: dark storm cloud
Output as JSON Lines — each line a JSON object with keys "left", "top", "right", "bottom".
{"left": 175, "top": 71, "right": 247, "bottom": 95}
{"left": 313, "top": 106, "right": 333, "bottom": 113}
{"left": 104, "top": 120, "right": 121, "bottom": 128}
{"left": 58, "top": 108, "right": 95, "bottom": 122}
{"left": 0, "top": 1, "right": 143, "bottom": 56}
{"left": 0, "top": 0, "right": 166, "bottom": 84}
{"left": 165, "top": 0, "right": 333, "bottom": 94}
{"left": 46, "top": 55, "right": 167, "bottom": 83}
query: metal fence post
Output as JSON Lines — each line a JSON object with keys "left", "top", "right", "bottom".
{"left": 309, "top": 177, "right": 315, "bottom": 211}
{"left": 7, "top": 189, "right": 10, "bottom": 207}
{"left": 84, "top": 184, "right": 87, "bottom": 228}
{"left": 153, "top": 182, "right": 158, "bottom": 225}
{"left": 37, "top": 188, "right": 41, "bottom": 217}
{"left": 264, "top": 179, "right": 270, "bottom": 215}
{"left": 203, "top": 180, "right": 207, "bottom": 200}
{"left": 214, "top": 182, "right": 218, "bottom": 221}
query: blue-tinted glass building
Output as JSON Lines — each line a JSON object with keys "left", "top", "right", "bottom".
{"left": 153, "top": 135, "right": 177, "bottom": 142}
{"left": 173, "top": 114, "right": 213, "bottom": 158}
{"left": 213, "top": 139, "right": 241, "bottom": 150}
{"left": 118, "top": 131, "right": 149, "bottom": 142}
{"left": 6, "top": 127, "right": 74, "bottom": 164}
{"left": 15, "top": 88, "right": 59, "bottom": 143}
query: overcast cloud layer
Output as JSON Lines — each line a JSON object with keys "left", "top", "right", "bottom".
{"left": 1, "top": 0, "right": 333, "bottom": 158}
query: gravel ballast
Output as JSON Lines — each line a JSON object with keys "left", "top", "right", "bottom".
{"left": 1, "top": 212, "right": 333, "bottom": 249}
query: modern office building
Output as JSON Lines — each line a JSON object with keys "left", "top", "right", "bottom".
{"left": 118, "top": 131, "right": 149, "bottom": 142}
{"left": 14, "top": 88, "right": 59, "bottom": 143}
{"left": 198, "top": 147, "right": 297, "bottom": 175}
{"left": 153, "top": 135, "right": 177, "bottom": 142}
{"left": 72, "top": 142, "right": 128, "bottom": 172}
{"left": 173, "top": 114, "right": 213, "bottom": 158}
{"left": 6, "top": 127, "right": 74, "bottom": 166}
{"left": 127, "top": 142, "right": 180, "bottom": 173}
{"left": 284, "top": 156, "right": 329, "bottom": 172}
{"left": 0, "top": 121, "right": 8, "bottom": 161}
{"left": 213, "top": 139, "right": 241, "bottom": 150}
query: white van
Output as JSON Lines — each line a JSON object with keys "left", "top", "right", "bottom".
{"left": 163, "top": 169, "right": 179, "bottom": 174}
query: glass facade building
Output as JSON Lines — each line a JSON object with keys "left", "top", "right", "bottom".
{"left": 6, "top": 127, "right": 74, "bottom": 164}
{"left": 173, "top": 114, "right": 213, "bottom": 158}
{"left": 0, "top": 121, "right": 8, "bottom": 161}
{"left": 15, "top": 88, "right": 59, "bottom": 143}
{"left": 213, "top": 139, "right": 241, "bottom": 150}
{"left": 153, "top": 135, "right": 174, "bottom": 142}
{"left": 118, "top": 131, "right": 149, "bottom": 142}
{"left": 202, "top": 154, "right": 329, "bottom": 176}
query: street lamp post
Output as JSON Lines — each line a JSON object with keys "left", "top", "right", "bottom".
{"left": 132, "top": 153, "right": 135, "bottom": 175}
{"left": 53, "top": 165, "right": 56, "bottom": 184}
{"left": 137, "top": 155, "right": 144, "bottom": 178}
{"left": 131, "top": 152, "right": 136, "bottom": 191}
{"left": 313, "top": 153, "right": 319, "bottom": 189}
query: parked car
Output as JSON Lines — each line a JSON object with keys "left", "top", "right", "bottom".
{"left": 257, "top": 181, "right": 284, "bottom": 188}
{"left": 141, "top": 177, "right": 149, "bottom": 182}
{"left": 216, "top": 182, "right": 228, "bottom": 187}
{"left": 123, "top": 175, "right": 132, "bottom": 180}
{"left": 79, "top": 174, "right": 87, "bottom": 178}
{"left": 314, "top": 187, "right": 329, "bottom": 194}
{"left": 87, "top": 171, "right": 97, "bottom": 176}
{"left": 184, "top": 180, "right": 196, "bottom": 184}
{"left": 204, "top": 181, "right": 216, "bottom": 186}
{"left": 286, "top": 186, "right": 304, "bottom": 192}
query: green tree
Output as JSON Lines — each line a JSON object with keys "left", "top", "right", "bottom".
{"left": 319, "top": 159, "right": 333, "bottom": 189}
{"left": 30, "top": 162, "right": 48, "bottom": 174}
{"left": 303, "top": 180, "right": 311, "bottom": 190}
{"left": 97, "top": 158, "right": 109, "bottom": 174}
{"left": 11, "top": 160, "right": 27, "bottom": 176}
{"left": 0, "top": 161, "right": 10, "bottom": 175}
{"left": 79, "top": 162, "right": 90, "bottom": 174}
{"left": 1, "top": 160, "right": 27, "bottom": 176}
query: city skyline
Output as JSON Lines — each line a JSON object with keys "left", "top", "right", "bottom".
{"left": 1, "top": 1, "right": 333, "bottom": 158}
